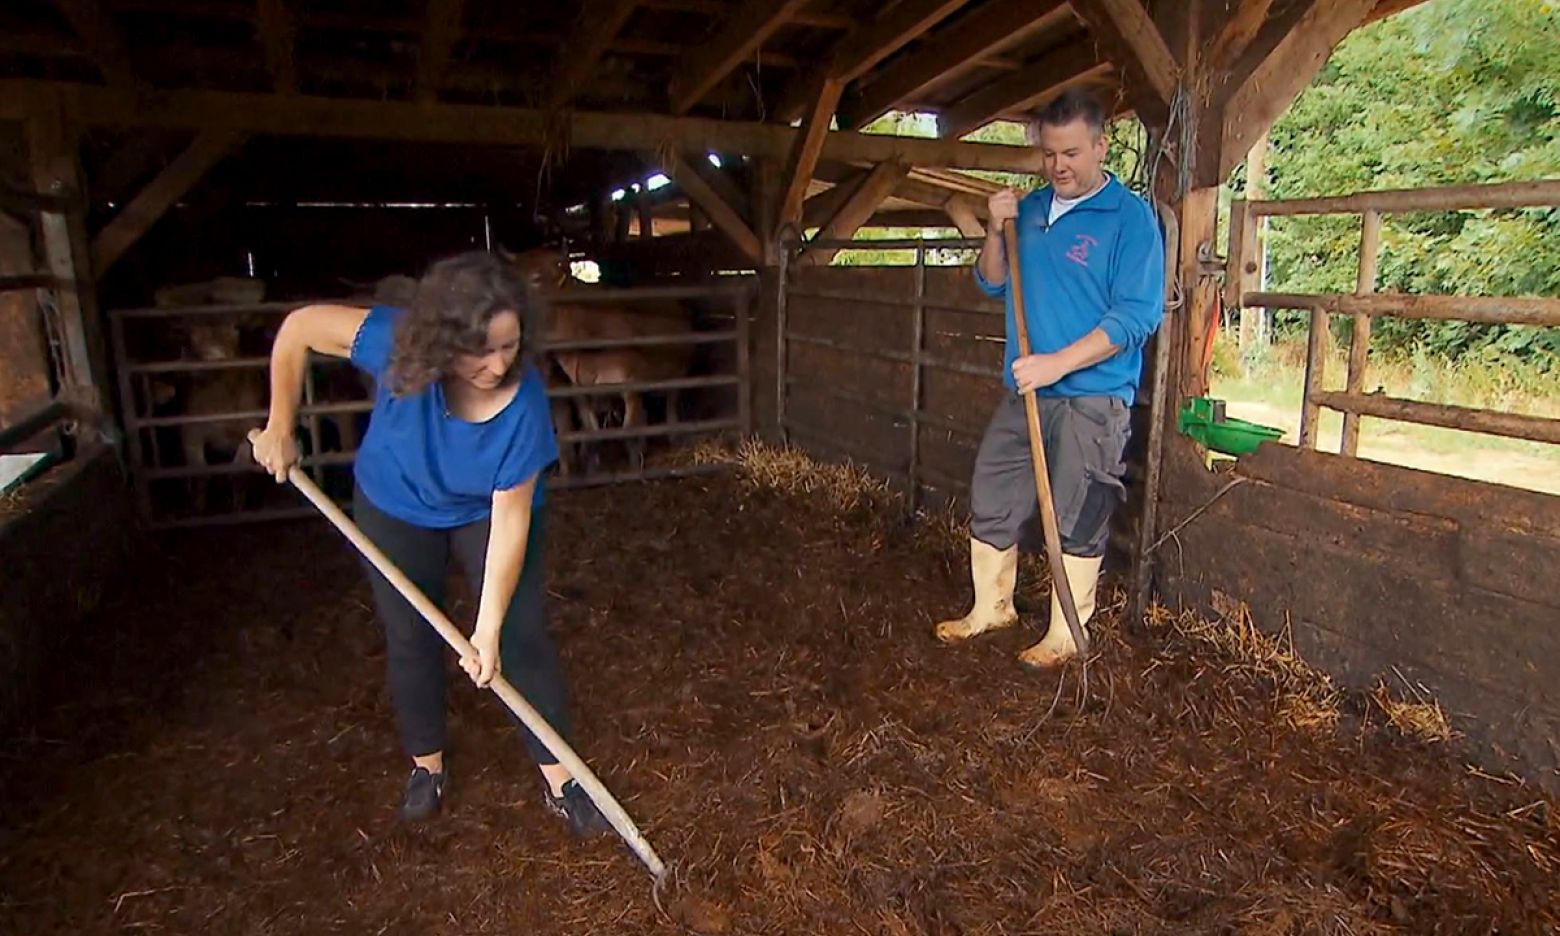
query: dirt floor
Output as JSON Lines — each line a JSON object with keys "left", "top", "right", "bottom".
{"left": 2, "top": 457, "right": 1558, "bottom": 935}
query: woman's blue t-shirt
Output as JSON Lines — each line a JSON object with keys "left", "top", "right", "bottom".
{"left": 349, "top": 305, "right": 557, "bottom": 528}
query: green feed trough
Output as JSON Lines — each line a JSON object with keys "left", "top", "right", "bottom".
{"left": 1177, "top": 397, "right": 1284, "bottom": 457}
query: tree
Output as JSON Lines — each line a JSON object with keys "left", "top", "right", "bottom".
{"left": 1260, "top": 0, "right": 1559, "bottom": 365}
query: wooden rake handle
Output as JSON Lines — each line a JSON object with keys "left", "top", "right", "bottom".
{"left": 1002, "top": 222, "right": 1089, "bottom": 656}
{"left": 250, "top": 433, "right": 668, "bottom": 881}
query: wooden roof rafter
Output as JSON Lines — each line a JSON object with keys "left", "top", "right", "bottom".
{"left": 667, "top": 0, "right": 812, "bottom": 115}
{"left": 50, "top": 0, "right": 139, "bottom": 88}
{"left": 842, "top": 0, "right": 1071, "bottom": 129}
{"left": 936, "top": 41, "right": 1113, "bottom": 139}
{"left": 545, "top": 0, "right": 641, "bottom": 112}
{"left": 772, "top": 0, "right": 975, "bottom": 124}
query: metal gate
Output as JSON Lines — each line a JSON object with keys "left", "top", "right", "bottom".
{"left": 109, "top": 280, "right": 755, "bottom": 529}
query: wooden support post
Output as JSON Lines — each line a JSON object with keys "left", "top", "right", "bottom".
{"left": 777, "top": 76, "right": 844, "bottom": 234}
{"left": 637, "top": 188, "right": 654, "bottom": 239}
{"left": 1070, "top": 0, "right": 1178, "bottom": 127}
{"left": 1299, "top": 307, "right": 1330, "bottom": 450}
{"left": 908, "top": 243, "right": 927, "bottom": 508}
{"left": 92, "top": 128, "right": 244, "bottom": 274}
{"left": 750, "top": 157, "right": 779, "bottom": 262}
{"left": 27, "top": 98, "right": 108, "bottom": 413}
{"left": 1340, "top": 208, "right": 1380, "bottom": 456}
{"left": 1177, "top": 187, "right": 1218, "bottom": 401}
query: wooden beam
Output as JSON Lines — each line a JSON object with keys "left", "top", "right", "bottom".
{"left": 92, "top": 129, "right": 244, "bottom": 274}
{"left": 256, "top": 0, "right": 298, "bottom": 94}
{"left": 775, "top": 0, "right": 973, "bottom": 122}
{"left": 414, "top": 0, "right": 466, "bottom": 104}
{"left": 545, "top": 0, "right": 639, "bottom": 111}
{"left": 26, "top": 99, "right": 108, "bottom": 412}
{"left": 943, "top": 198, "right": 984, "bottom": 236}
{"left": 0, "top": 80, "right": 1054, "bottom": 173}
{"left": 844, "top": 0, "right": 1068, "bottom": 128}
{"left": 51, "top": 0, "right": 137, "bottom": 87}
{"left": 804, "top": 160, "right": 911, "bottom": 264}
{"left": 800, "top": 172, "right": 865, "bottom": 228}
{"left": 668, "top": 0, "right": 811, "bottom": 115}
{"left": 1218, "top": 0, "right": 1378, "bottom": 182}
{"left": 1365, "top": 0, "right": 1431, "bottom": 25}
{"left": 937, "top": 45, "right": 1111, "bottom": 139}
{"left": 661, "top": 151, "right": 762, "bottom": 264}
{"left": 1206, "top": 0, "right": 1272, "bottom": 72}
{"left": 777, "top": 77, "right": 845, "bottom": 233}
{"left": 1069, "top": 0, "right": 1178, "bottom": 104}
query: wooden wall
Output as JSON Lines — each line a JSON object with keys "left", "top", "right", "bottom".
{"left": 1159, "top": 441, "right": 1560, "bottom": 789}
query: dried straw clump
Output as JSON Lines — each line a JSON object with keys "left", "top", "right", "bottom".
{"left": 1372, "top": 680, "right": 1456, "bottom": 744}
{"left": 692, "top": 438, "right": 892, "bottom": 513}
{"left": 1144, "top": 600, "right": 1342, "bottom": 734}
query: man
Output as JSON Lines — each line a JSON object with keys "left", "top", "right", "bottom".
{"left": 935, "top": 89, "right": 1164, "bottom": 667}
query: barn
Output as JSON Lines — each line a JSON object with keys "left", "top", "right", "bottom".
{"left": 2, "top": 0, "right": 1557, "bottom": 931}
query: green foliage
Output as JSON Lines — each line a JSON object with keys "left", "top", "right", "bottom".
{"left": 1259, "top": 0, "right": 1560, "bottom": 367}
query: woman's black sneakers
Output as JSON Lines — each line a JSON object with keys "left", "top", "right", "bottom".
{"left": 544, "top": 779, "right": 610, "bottom": 838}
{"left": 401, "top": 766, "right": 447, "bottom": 821}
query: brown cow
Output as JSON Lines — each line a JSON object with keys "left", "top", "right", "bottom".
{"left": 175, "top": 316, "right": 264, "bottom": 514}
{"left": 502, "top": 246, "right": 697, "bottom": 472}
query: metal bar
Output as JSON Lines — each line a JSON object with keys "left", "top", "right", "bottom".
{"left": 1312, "top": 391, "right": 1560, "bottom": 445}
{"left": 303, "top": 355, "right": 323, "bottom": 487}
{"left": 0, "top": 273, "right": 65, "bottom": 292}
{"left": 546, "top": 374, "right": 738, "bottom": 399}
{"left": 1341, "top": 209, "right": 1381, "bottom": 457}
{"left": 1239, "top": 291, "right": 1560, "bottom": 327}
{"left": 786, "top": 330, "right": 1002, "bottom": 380}
{"left": 130, "top": 356, "right": 270, "bottom": 374}
{"left": 783, "top": 237, "right": 984, "bottom": 250}
{"left": 108, "top": 311, "right": 154, "bottom": 519}
{"left": 785, "top": 286, "right": 1002, "bottom": 317}
{"left": 538, "top": 281, "right": 755, "bottom": 303}
{"left": 112, "top": 300, "right": 305, "bottom": 318}
{"left": 541, "top": 330, "right": 738, "bottom": 352}
{"left": 1298, "top": 307, "right": 1329, "bottom": 450}
{"left": 776, "top": 243, "right": 790, "bottom": 446}
{"left": 133, "top": 401, "right": 373, "bottom": 428}
{"left": 909, "top": 244, "right": 927, "bottom": 511}
{"left": 548, "top": 462, "right": 726, "bottom": 490}
{"left": 736, "top": 288, "right": 752, "bottom": 436}
{"left": 152, "top": 506, "right": 320, "bottom": 530}
{"left": 0, "top": 398, "right": 66, "bottom": 451}
{"left": 1247, "top": 179, "right": 1560, "bottom": 217}
{"left": 147, "top": 452, "right": 355, "bottom": 479}
{"left": 557, "top": 416, "right": 739, "bottom": 444}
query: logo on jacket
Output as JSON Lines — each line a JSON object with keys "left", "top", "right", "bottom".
{"left": 1066, "top": 234, "right": 1099, "bottom": 267}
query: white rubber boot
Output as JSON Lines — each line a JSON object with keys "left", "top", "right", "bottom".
{"left": 935, "top": 538, "right": 1020, "bottom": 643}
{"left": 1018, "top": 554, "right": 1102, "bottom": 668}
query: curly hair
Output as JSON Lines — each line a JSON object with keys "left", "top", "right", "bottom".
{"left": 386, "top": 251, "right": 531, "bottom": 396}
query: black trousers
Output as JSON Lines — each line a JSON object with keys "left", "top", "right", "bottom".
{"left": 353, "top": 484, "right": 571, "bottom": 766}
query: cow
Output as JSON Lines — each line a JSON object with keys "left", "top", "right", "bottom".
{"left": 173, "top": 315, "right": 264, "bottom": 515}
{"left": 501, "top": 245, "right": 697, "bottom": 472}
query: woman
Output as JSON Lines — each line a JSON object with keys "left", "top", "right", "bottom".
{"left": 249, "top": 251, "right": 605, "bottom": 834}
